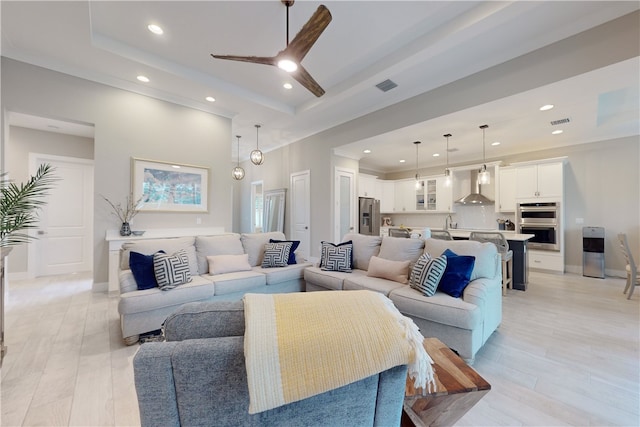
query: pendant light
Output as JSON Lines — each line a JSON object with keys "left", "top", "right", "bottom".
{"left": 443, "top": 133, "right": 452, "bottom": 187}
{"left": 478, "top": 124, "right": 490, "bottom": 185}
{"left": 414, "top": 141, "right": 421, "bottom": 189}
{"left": 232, "top": 135, "right": 245, "bottom": 180}
{"left": 250, "top": 124, "right": 264, "bottom": 165}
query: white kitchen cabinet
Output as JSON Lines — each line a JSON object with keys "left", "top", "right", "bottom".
{"left": 529, "top": 250, "right": 564, "bottom": 273}
{"left": 358, "top": 174, "right": 377, "bottom": 198}
{"left": 394, "top": 180, "right": 416, "bottom": 212}
{"left": 498, "top": 167, "right": 516, "bottom": 211}
{"left": 436, "top": 176, "right": 454, "bottom": 212}
{"left": 515, "top": 162, "right": 563, "bottom": 199}
{"left": 379, "top": 180, "right": 395, "bottom": 213}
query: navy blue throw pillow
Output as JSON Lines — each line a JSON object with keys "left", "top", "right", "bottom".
{"left": 130, "top": 250, "right": 165, "bottom": 290}
{"left": 269, "top": 239, "right": 300, "bottom": 264}
{"left": 438, "top": 248, "right": 476, "bottom": 298}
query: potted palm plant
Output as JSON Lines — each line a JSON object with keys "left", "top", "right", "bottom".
{"left": 0, "top": 163, "right": 56, "bottom": 364}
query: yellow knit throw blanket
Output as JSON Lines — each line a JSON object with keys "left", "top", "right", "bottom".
{"left": 243, "top": 290, "right": 435, "bottom": 414}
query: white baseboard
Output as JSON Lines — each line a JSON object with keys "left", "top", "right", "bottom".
{"left": 7, "top": 272, "right": 28, "bottom": 281}
{"left": 92, "top": 281, "right": 108, "bottom": 293}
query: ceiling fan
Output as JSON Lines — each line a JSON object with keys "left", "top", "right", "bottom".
{"left": 211, "top": 0, "right": 332, "bottom": 97}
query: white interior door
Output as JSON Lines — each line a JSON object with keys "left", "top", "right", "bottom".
{"left": 28, "top": 154, "right": 94, "bottom": 277}
{"left": 290, "top": 170, "right": 310, "bottom": 261}
{"left": 334, "top": 168, "right": 356, "bottom": 242}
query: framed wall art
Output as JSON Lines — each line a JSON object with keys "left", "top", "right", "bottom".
{"left": 131, "top": 158, "right": 209, "bottom": 213}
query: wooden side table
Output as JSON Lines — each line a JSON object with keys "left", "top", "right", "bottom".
{"left": 403, "top": 338, "right": 491, "bottom": 427}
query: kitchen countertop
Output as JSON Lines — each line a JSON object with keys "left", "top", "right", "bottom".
{"left": 427, "top": 228, "right": 535, "bottom": 241}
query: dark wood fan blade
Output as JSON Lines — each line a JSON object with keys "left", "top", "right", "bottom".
{"left": 211, "top": 54, "right": 276, "bottom": 66}
{"left": 285, "top": 5, "right": 332, "bottom": 62}
{"left": 291, "top": 64, "right": 325, "bottom": 97}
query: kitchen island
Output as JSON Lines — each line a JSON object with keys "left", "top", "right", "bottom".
{"left": 430, "top": 229, "right": 534, "bottom": 291}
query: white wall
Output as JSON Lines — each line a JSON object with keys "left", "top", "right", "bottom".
{"left": 1, "top": 58, "right": 232, "bottom": 285}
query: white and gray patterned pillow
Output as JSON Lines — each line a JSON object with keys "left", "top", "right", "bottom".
{"left": 261, "top": 242, "right": 293, "bottom": 268}
{"left": 409, "top": 253, "right": 447, "bottom": 296}
{"left": 154, "top": 249, "right": 192, "bottom": 290}
{"left": 320, "top": 241, "right": 353, "bottom": 273}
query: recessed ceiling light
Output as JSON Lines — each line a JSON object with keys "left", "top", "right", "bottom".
{"left": 148, "top": 24, "right": 163, "bottom": 35}
{"left": 552, "top": 129, "right": 563, "bottom": 135}
{"left": 540, "top": 104, "right": 554, "bottom": 111}
{"left": 283, "top": 83, "right": 293, "bottom": 90}
{"left": 363, "top": 149, "right": 371, "bottom": 154}
{"left": 171, "top": 165, "right": 181, "bottom": 169}
{"left": 432, "top": 153, "right": 440, "bottom": 157}
{"left": 491, "top": 141, "right": 501, "bottom": 146}
{"left": 137, "top": 75, "right": 150, "bottom": 83}
{"left": 399, "top": 159, "right": 406, "bottom": 163}
{"left": 205, "top": 96, "right": 215, "bottom": 102}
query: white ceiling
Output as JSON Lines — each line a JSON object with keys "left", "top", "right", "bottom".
{"left": 2, "top": 1, "right": 639, "bottom": 173}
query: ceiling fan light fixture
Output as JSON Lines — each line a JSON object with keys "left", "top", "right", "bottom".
{"left": 232, "top": 135, "right": 245, "bottom": 180}
{"left": 250, "top": 124, "right": 264, "bottom": 165}
{"left": 277, "top": 58, "right": 298, "bottom": 72}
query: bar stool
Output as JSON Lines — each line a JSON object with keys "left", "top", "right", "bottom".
{"left": 430, "top": 230, "right": 453, "bottom": 240}
{"left": 469, "top": 232, "right": 513, "bottom": 295}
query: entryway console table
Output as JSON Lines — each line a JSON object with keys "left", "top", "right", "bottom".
{"left": 105, "top": 227, "right": 225, "bottom": 294}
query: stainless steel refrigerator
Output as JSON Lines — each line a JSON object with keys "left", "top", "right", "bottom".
{"left": 359, "top": 197, "right": 380, "bottom": 236}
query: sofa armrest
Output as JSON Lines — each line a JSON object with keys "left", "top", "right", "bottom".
{"left": 133, "top": 342, "right": 181, "bottom": 427}
{"left": 119, "top": 270, "right": 138, "bottom": 294}
{"left": 163, "top": 301, "right": 245, "bottom": 341}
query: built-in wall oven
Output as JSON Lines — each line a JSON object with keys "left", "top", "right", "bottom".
{"left": 517, "top": 202, "right": 560, "bottom": 251}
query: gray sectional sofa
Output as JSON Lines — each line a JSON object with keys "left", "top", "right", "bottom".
{"left": 133, "top": 301, "right": 408, "bottom": 427}
{"left": 117, "top": 231, "right": 311, "bottom": 344}
{"left": 304, "top": 233, "right": 502, "bottom": 363}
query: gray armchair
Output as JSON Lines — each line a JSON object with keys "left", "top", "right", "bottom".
{"left": 133, "top": 301, "right": 408, "bottom": 427}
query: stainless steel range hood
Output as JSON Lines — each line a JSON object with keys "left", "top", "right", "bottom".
{"left": 455, "top": 169, "right": 494, "bottom": 205}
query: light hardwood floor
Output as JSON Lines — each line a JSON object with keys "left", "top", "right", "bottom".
{"left": 1, "top": 271, "right": 638, "bottom": 426}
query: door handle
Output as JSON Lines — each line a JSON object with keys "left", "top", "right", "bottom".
{"left": 305, "top": 226, "right": 308, "bottom": 230}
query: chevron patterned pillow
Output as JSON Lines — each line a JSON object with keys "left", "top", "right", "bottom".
{"left": 261, "top": 242, "right": 293, "bottom": 268}
{"left": 320, "top": 241, "right": 353, "bottom": 272}
{"left": 154, "top": 249, "right": 192, "bottom": 291}
{"left": 409, "top": 253, "right": 447, "bottom": 296}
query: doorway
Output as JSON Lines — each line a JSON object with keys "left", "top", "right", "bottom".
{"left": 250, "top": 180, "right": 263, "bottom": 233}
{"left": 334, "top": 167, "right": 356, "bottom": 242}
{"left": 290, "top": 170, "right": 310, "bottom": 260}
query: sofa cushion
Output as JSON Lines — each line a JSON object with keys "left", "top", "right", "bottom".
{"left": 241, "top": 232, "right": 287, "bottom": 267}
{"left": 378, "top": 236, "right": 425, "bottom": 265}
{"left": 388, "top": 286, "right": 481, "bottom": 330}
{"left": 320, "top": 241, "right": 353, "bottom": 272}
{"left": 423, "top": 239, "right": 497, "bottom": 281}
{"left": 342, "top": 233, "right": 382, "bottom": 270}
{"left": 207, "top": 254, "right": 252, "bottom": 275}
{"left": 438, "top": 249, "right": 475, "bottom": 298}
{"left": 153, "top": 250, "right": 193, "bottom": 290}
{"left": 261, "top": 242, "right": 293, "bottom": 268}
{"left": 366, "top": 256, "right": 410, "bottom": 284}
{"left": 120, "top": 237, "right": 198, "bottom": 275}
{"left": 207, "top": 271, "right": 266, "bottom": 296}
{"left": 252, "top": 263, "right": 310, "bottom": 286}
{"left": 118, "top": 275, "right": 215, "bottom": 315}
{"left": 196, "top": 234, "right": 244, "bottom": 273}
{"left": 304, "top": 267, "right": 367, "bottom": 291}
{"left": 409, "top": 254, "right": 447, "bottom": 297}
{"left": 343, "top": 275, "right": 406, "bottom": 296}
{"left": 130, "top": 250, "right": 164, "bottom": 290}
{"left": 269, "top": 239, "right": 300, "bottom": 265}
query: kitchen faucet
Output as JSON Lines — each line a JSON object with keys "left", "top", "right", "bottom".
{"left": 445, "top": 214, "right": 453, "bottom": 230}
